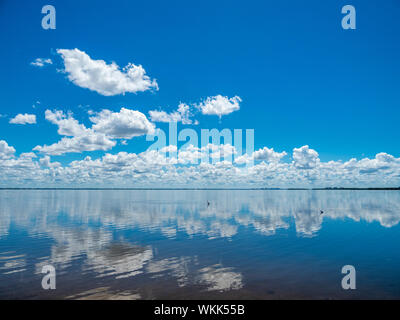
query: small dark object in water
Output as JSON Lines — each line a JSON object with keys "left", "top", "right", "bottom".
{"left": 207, "top": 201, "right": 210, "bottom": 206}
{"left": 320, "top": 210, "right": 324, "bottom": 215}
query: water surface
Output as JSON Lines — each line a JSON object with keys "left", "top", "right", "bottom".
{"left": 0, "top": 189, "right": 400, "bottom": 299}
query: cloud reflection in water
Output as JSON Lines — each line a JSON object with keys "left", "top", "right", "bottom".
{"left": 0, "top": 189, "right": 399, "bottom": 299}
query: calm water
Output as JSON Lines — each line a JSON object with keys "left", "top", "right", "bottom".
{"left": 0, "top": 189, "right": 400, "bottom": 299}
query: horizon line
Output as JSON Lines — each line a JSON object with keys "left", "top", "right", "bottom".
{"left": 0, "top": 187, "right": 399, "bottom": 191}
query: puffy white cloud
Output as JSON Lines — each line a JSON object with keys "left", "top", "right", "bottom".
{"left": 176, "top": 145, "right": 202, "bottom": 164}
{"left": 160, "top": 145, "right": 178, "bottom": 153}
{"left": 44, "top": 109, "right": 86, "bottom": 136}
{"left": 174, "top": 144, "right": 237, "bottom": 165}
{"left": 149, "top": 110, "right": 180, "bottom": 123}
{"left": 343, "top": 152, "right": 400, "bottom": 174}
{"left": 33, "top": 110, "right": 116, "bottom": 155}
{"left": 254, "top": 147, "right": 287, "bottom": 162}
{"left": 0, "top": 140, "right": 15, "bottom": 159}
{"left": 34, "top": 108, "right": 154, "bottom": 155}
{"left": 292, "top": 145, "right": 319, "bottom": 169}
{"left": 90, "top": 108, "right": 155, "bottom": 139}
{"left": 57, "top": 48, "right": 158, "bottom": 96}
{"left": 234, "top": 147, "right": 286, "bottom": 165}
{"left": 39, "top": 156, "right": 61, "bottom": 168}
{"left": 150, "top": 96, "right": 241, "bottom": 124}
{"left": 197, "top": 95, "right": 241, "bottom": 118}
{"left": 149, "top": 103, "right": 197, "bottom": 125}
{"left": 9, "top": 113, "right": 36, "bottom": 125}
{"left": 234, "top": 153, "right": 252, "bottom": 165}
{"left": 19, "top": 152, "right": 37, "bottom": 159}
{"left": 33, "top": 134, "right": 116, "bottom": 156}
{"left": 30, "top": 58, "right": 52, "bottom": 67}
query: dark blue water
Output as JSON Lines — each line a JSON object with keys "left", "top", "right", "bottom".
{"left": 0, "top": 190, "right": 399, "bottom": 299}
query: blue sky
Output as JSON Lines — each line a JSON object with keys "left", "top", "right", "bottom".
{"left": 0, "top": 0, "right": 399, "bottom": 187}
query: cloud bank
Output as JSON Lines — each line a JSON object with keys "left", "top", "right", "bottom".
{"left": 2, "top": 136, "right": 400, "bottom": 188}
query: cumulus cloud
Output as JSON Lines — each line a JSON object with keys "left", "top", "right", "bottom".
{"left": 342, "top": 152, "right": 400, "bottom": 175}
{"left": 44, "top": 109, "right": 86, "bottom": 136}
{"left": 254, "top": 147, "right": 287, "bottom": 162}
{"left": 149, "top": 103, "right": 197, "bottom": 125}
{"left": 33, "top": 108, "right": 154, "bottom": 155}
{"left": 39, "top": 156, "right": 61, "bottom": 168}
{"left": 30, "top": 58, "right": 52, "bottom": 67}
{"left": 90, "top": 108, "right": 155, "bottom": 139}
{"left": 57, "top": 48, "right": 158, "bottom": 96}
{"left": 160, "top": 145, "right": 178, "bottom": 153}
{"left": 19, "top": 152, "right": 37, "bottom": 159}
{"left": 33, "top": 133, "right": 116, "bottom": 156}
{"left": 33, "top": 109, "right": 116, "bottom": 155}
{"left": 293, "top": 145, "right": 320, "bottom": 169}
{"left": 149, "top": 95, "right": 241, "bottom": 124}
{"left": 175, "top": 144, "right": 237, "bottom": 165}
{"left": 0, "top": 140, "right": 15, "bottom": 159}
{"left": 9, "top": 113, "right": 37, "bottom": 125}
{"left": 197, "top": 95, "right": 241, "bottom": 118}
{"left": 234, "top": 147, "right": 287, "bottom": 165}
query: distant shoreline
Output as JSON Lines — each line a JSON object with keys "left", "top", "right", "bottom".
{"left": 0, "top": 187, "right": 399, "bottom": 191}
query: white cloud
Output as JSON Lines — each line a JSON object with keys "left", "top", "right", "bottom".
{"left": 33, "top": 110, "right": 116, "bottom": 155}
{"left": 234, "top": 153, "right": 252, "bottom": 165}
{"left": 149, "top": 103, "right": 197, "bottom": 125}
{"left": 0, "top": 140, "right": 15, "bottom": 159}
{"left": 33, "top": 108, "right": 154, "bottom": 155}
{"left": 234, "top": 147, "right": 287, "bottom": 165}
{"left": 253, "top": 147, "right": 287, "bottom": 162}
{"left": 173, "top": 144, "right": 237, "bottom": 165}
{"left": 9, "top": 113, "right": 37, "bottom": 125}
{"left": 292, "top": 145, "right": 320, "bottom": 169}
{"left": 57, "top": 48, "right": 158, "bottom": 96}
{"left": 197, "top": 95, "right": 241, "bottom": 118}
{"left": 160, "top": 145, "right": 178, "bottom": 153}
{"left": 90, "top": 108, "right": 155, "bottom": 139}
{"left": 30, "top": 58, "right": 52, "bottom": 67}
{"left": 39, "top": 156, "right": 61, "bottom": 168}
{"left": 149, "top": 96, "right": 241, "bottom": 124}
{"left": 44, "top": 109, "right": 86, "bottom": 136}
{"left": 342, "top": 152, "right": 400, "bottom": 174}
{"left": 33, "top": 134, "right": 116, "bottom": 156}
{"left": 19, "top": 152, "right": 37, "bottom": 159}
